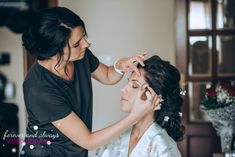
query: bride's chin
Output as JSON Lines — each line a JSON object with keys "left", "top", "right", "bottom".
{"left": 120, "top": 103, "right": 131, "bottom": 113}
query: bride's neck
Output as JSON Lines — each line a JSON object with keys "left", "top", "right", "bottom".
{"left": 131, "top": 113, "right": 155, "bottom": 140}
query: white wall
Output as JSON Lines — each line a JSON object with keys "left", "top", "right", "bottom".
{"left": 59, "top": 0, "right": 175, "bottom": 156}
{"left": 0, "top": 28, "right": 26, "bottom": 147}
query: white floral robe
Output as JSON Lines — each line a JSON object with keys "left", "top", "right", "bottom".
{"left": 95, "top": 123, "right": 181, "bottom": 157}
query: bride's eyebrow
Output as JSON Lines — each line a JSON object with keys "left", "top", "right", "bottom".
{"left": 131, "top": 79, "right": 141, "bottom": 86}
{"left": 127, "top": 78, "right": 141, "bottom": 85}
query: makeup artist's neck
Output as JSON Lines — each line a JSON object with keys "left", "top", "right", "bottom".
{"left": 38, "top": 59, "right": 74, "bottom": 80}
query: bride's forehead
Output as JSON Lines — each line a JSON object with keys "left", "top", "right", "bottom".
{"left": 130, "top": 70, "right": 145, "bottom": 81}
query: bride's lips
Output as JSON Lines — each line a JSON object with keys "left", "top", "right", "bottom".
{"left": 121, "top": 97, "right": 128, "bottom": 101}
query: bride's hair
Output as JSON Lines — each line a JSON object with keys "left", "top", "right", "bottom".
{"left": 138, "top": 55, "right": 185, "bottom": 141}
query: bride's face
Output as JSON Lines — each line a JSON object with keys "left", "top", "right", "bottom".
{"left": 120, "top": 69, "right": 146, "bottom": 112}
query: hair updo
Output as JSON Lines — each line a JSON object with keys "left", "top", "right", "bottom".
{"left": 138, "top": 55, "right": 185, "bottom": 141}
{"left": 22, "top": 7, "right": 86, "bottom": 60}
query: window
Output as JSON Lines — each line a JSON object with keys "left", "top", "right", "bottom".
{"left": 187, "top": 0, "right": 235, "bottom": 122}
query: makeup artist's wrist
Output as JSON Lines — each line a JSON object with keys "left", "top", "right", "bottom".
{"left": 126, "top": 113, "right": 139, "bottom": 126}
{"left": 114, "top": 59, "right": 124, "bottom": 75}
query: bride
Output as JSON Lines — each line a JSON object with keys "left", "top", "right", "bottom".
{"left": 95, "top": 55, "right": 184, "bottom": 157}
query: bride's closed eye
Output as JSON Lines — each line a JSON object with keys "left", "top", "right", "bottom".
{"left": 131, "top": 82, "right": 139, "bottom": 89}
{"left": 132, "top": 85, "right": 139, "bottom": 89}
{"left": 127, "top": 78, "right": 141, "bottom": 89}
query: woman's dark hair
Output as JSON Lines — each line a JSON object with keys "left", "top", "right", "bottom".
{"left": 138, "top": 55, "right": 185, "bottom": 141}
{"left": 22, "top": 7, "right": 86, "bottom": 72}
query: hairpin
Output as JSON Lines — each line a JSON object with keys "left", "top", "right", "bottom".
{"left": 180, "top": 89, "right": 186, "bottom": 96}
{"left": 164, "top": 116, "right": 170, "bottom": 122}
{"left": 158, "top": 97, "right": 164, "bottom": 107}
{"left": 178, "top": 112, "right": 183, "bottom": 117}
{"left": 160, "top": 97, "right": 164, "bottom": 103}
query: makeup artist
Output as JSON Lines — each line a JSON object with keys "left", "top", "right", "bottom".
{"left": 20, "top": 7, "right": 159, "bottom": 157}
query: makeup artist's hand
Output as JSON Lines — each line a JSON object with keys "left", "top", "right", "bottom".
{"left": 115, "top": 52, "right": 147, "bottom": 75}
{"left": 129, "top": 86, "right": 161, "bottom": 123}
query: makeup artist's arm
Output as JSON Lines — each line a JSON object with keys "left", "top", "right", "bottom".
{"left": 52, "top": 88, "right": 159, "bottom": 150}
{"left": 91, "top": 54, "right": 146, "bottom": 85}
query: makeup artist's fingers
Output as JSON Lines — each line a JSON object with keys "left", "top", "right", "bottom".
{"left": 116, "top": 52, "right": 148, "bottom": 75}
{"left": 135, "top": 86, "right": 146, "bottom": 99}
{"left": 134, "top": 52, "right": 148, "bottom": 60}
{"left": 141, "top": 84, "right": 155, "bottom": 100}
{"left": 133, "top": 56, "right": 145, "bottom": 67}
{"left": 145, "top": 91, "right": 152, "bottom": 101}
{"left": 137, "top": 54, "right": 145, "bottom": 59}
{"left": 140, "top": 52, "right": 148, "bottom": 57}
{"left": 152, "top": 94, "right": 161, "bottom": 110}
{"left": 129, "top": 63, "right": 141, "bottom": 76}
{"left": 145, "top": 86, "right": 157, "bottom": 97}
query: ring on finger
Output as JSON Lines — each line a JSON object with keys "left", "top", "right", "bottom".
{"left": 130, "top": 58, "right": 136, "bottom": 63}
{"left": 131, "top": 58, "right": 138, "bottom": 64}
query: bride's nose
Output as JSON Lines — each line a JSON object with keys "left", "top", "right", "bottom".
{"left": 121, "top": 84, "right": 128, "bottom": 93}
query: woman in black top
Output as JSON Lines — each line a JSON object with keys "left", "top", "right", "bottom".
{"left": 20, "top": 7, "right": 160, "bottom": 157}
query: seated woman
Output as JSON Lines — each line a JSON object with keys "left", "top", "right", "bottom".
{"left": 95, "top": 55, "right": 185, "bottom": 157}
